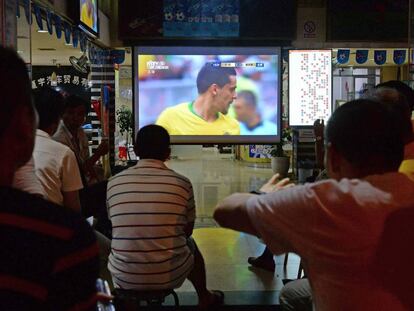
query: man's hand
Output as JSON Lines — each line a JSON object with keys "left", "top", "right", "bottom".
{"left": 95, "top": 140, "right": 109, "bottom": 157}
{"left": 259, "top": 173, "right": 294, "bottom": 194}
{"left": 313, "top": 119, "right": 324, "bottom": 138}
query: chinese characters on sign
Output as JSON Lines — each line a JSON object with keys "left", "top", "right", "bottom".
{"left": 32, "top": 74, "right": 88, "bottom": 88}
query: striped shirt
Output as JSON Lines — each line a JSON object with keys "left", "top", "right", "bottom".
{"left": 0, "top": 187, "right": 99, "bottom": 310}
{"left": 107, "top": 159, "right": 195, "bottom": 290}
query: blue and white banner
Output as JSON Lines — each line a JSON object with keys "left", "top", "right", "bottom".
{"left": 54, "top": 15, "right": 62, "bottom": 39}
{"left": 23, "top": 0, "right": 32, "bottom": 25}
{"left": 374, "top": 50, "right": 387, "bottom": 65}
{"left": 355, "top": 50, "right": 368, "bottom": 64}
{"left": 72, "top": 28, "right": 79, "bottom": 48}
{"left": 33, "top": 4, "right": 43, "bottom": 30}
{"left": 63, "top": 21, "right": 71, "bottom": 44}
{"left": 337, "top": 49, "right": 350, "bottom": 64}
{"left": 111, "top": 50, "right": 126, "bottom": 64}
{"left": 79, "top": 32, "right": 87, "bottom": 52}
{"left": 393, "top": 50, "right": 406, "bottom": 65}
{"left": 46, "top": 9, "right": 53, "bottom": 35}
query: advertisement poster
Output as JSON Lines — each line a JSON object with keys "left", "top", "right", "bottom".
{"left": 163, "top": 0, "right": 239, "bottom": 37}
{"left": 248, "top": 145, "right": 272, "bottom": 159}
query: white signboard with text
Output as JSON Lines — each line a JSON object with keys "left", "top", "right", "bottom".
{"left": 289, "top": 50, "right": 332, "bottom": 127}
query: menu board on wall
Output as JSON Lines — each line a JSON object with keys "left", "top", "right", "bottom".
{"left": 289, "top": 50, "right": 332, "bottom": 127}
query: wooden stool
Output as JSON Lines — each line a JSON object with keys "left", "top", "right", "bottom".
{"left": 115, "top": 288, "right": 179, "bottom": 309}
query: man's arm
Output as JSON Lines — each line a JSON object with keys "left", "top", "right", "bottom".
{"left": 62, "top": 190, "right": 81, "bottom": 212}
{"left": 213, "top": 193, "right": 258, "bottom": 236}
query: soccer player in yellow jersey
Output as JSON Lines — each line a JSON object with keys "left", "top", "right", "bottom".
{"left": 156, "top": 64, "right": 241, "bottom": 135}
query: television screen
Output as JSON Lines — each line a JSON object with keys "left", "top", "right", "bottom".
{"left": 289, "top": 50, "right": 332, "bottom": 127}
{"left": 79, "top": 0, "right": 98, "bottom": 36}
{"left": 134, "top": 46, "right": 281, "bottom": 144}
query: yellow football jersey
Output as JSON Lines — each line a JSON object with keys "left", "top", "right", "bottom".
{"left": 156, "top": 102, "right": 240, "bottom": 135}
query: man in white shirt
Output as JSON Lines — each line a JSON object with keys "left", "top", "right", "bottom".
{"left": 32, "top": 88, "right": 83, "bottom": 211}
{"left": 214, "top": 99, "right": 414, "bottom": 310}
{"left": 53, "top": 95, "right": 108, "bottom": 185}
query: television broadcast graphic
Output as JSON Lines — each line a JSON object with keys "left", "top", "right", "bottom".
{"left": 289, "top": 50, "right": 332, "bottom": 127}
{"left": 80, "top": 0, "right": 98, "bottom": 35}
{"left": 134, "top": 46, "right": 281, "bottom": 144}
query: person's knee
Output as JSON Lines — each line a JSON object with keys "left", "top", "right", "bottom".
{"left": 280, "top": 279, "right": 312, "bottom": 311}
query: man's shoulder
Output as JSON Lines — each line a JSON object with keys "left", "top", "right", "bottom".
{"left": 160, "top": 102, "right": 190, "bottom": 116}
{"left": 0, "top": 187, "right": 91, "bottom": 233}
{"left": 37, "top": 135, "right": 75, "bottom": 158}
{"left": 109, "top": 164, "right": 192, "bottom": 188}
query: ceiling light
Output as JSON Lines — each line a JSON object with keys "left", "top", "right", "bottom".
{"left": 37, "top": 29, "right": 48, "bottom": 33}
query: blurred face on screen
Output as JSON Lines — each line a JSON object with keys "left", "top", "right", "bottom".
{"left": 214, "top": 75, "right": 237, "bottom": 114}
{"left": 233, "top": 97, "right": 252, "bottom": 123}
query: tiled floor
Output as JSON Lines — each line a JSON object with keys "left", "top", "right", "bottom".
{"left": 163, "top": 147, "right": 301, "bottom": 307}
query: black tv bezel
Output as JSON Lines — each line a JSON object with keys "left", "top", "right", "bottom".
{"left": 132, "top": 45, "right": 282, "bottom": 145}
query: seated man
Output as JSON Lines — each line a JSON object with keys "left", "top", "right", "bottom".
{"left": 53, "top": 95, "right": 108, "bottom": 185}
{"left": 214, "top": 99, "right": 414, "bottom": 310}
{"left": 32, "top": 87, "right": 83, "bottom": 212}
{"left": 156, "top": 64, "right": 240, "bottom": 135}
{"left": 279, "top": 86, "right": 414, "bottom": 311}
{"left": 107, "top": 125, "right": 224, "bottom": 309}
{"left": 0, "top": 47, "right": 99, "bottom": 309}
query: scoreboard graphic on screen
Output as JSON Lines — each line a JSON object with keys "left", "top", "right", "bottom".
{"left": 289, "top": 50, "right": 332, "bottom": 127}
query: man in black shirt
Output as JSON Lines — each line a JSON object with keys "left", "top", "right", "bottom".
{"left": 0, "top": 47, "right": 100, "bottom": 310}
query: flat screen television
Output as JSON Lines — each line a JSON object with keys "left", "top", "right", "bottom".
{"left": 289, "top": 50, "right": 332, "bottom": 127}
{"left": 79, "top": 0, "right": 99, "bottom": 37}
{"left": 133, "top": 46, "right": 281, "bottom": 144}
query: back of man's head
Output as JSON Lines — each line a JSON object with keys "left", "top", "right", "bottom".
{"left": 33, "top": 87, "right": 64, "bottom": 131}
{"left": 64, "top": 94, "right": 90, "bottom": 112}
{"left": 135, "top": 125, "right": 170, "bottom": 161}
{"left": 0, "top": 47, "right": 35, "bottom": 171}
{"left": 326, "top": 99, "right": 404, "bottom": 173}
{"left": 376, "top": 80, "right": 414, "bottom": 112}
{"left": 196, "top": 63, "right": 237, "bottom": 94}
{"left": 0, "top": 47, "right": 32, "bottom": 138}
{"left": 363, "top": 87, "right": 413, "bottom": 144}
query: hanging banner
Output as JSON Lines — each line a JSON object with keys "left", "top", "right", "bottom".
{"left": 374, "top": 50, "right": 387, "bottom": 65}
{"left": 79, "top": 32, "right": 87, "bottom": 52}
{"left": 355, "top": 50, "right": 368, "bottom": 64}
{"left": 46, "top": 9, "right": 53, "bottom": 35}
{"left": 393, "top": 50, "right": 406, "bottom": 65}
{"left": 33, "top": 4, "right": 43, "bottom": 30}
{"left": 88, "top": 44, "right": 97, "bottom": 64}
{"left": 111, "top": 50, "right": 126, "bottom": 64}
{"left": 23, "top": 0, "right": 32, "bottom": 25}
{"left": 63, "top": 21, "right": 71, "bottom": 44}
{"left": 72, "top": 28, "right": 79, "bottom": 48}
{"left": 54, "top": 14, "right": 62, "bottom": 39}
{"left": 337, "top": 49, "right": 350, "bottom": 64}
